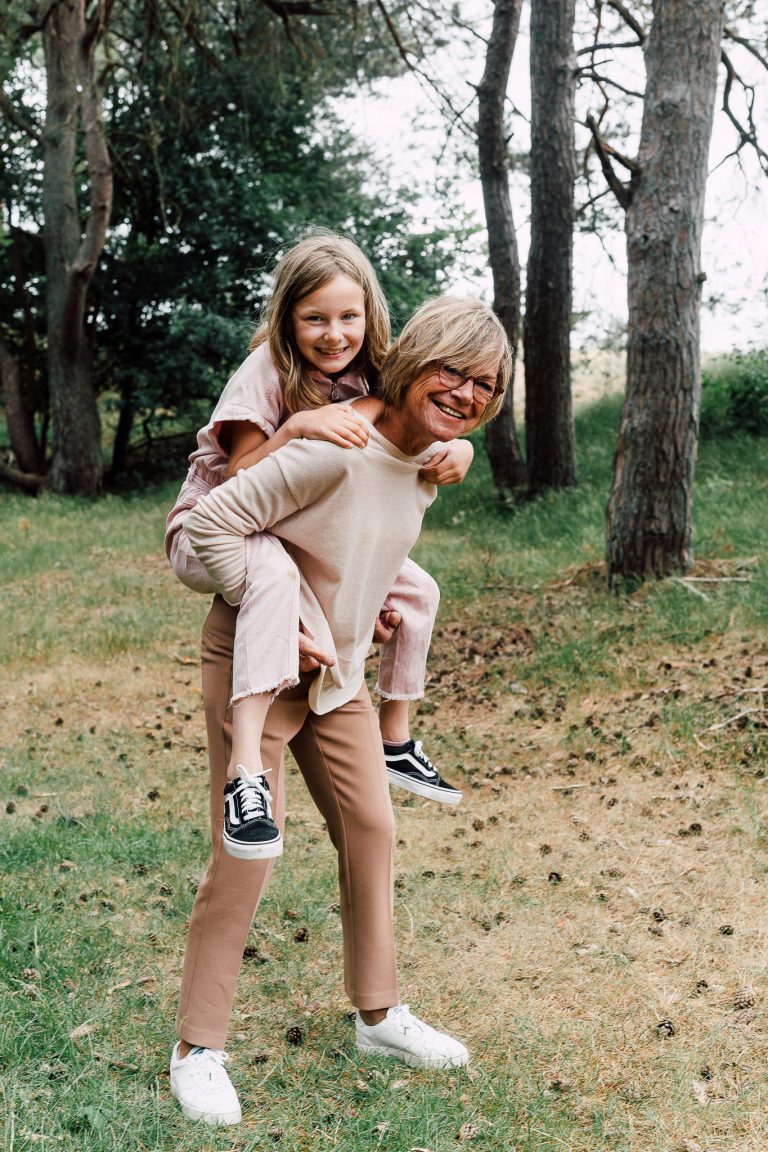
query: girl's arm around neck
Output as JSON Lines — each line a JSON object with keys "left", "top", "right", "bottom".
{"left": 227, "top": 405, "right": 373, "bottom": 477}
{"left": 226, "top": 420, "right": 291, "bottom": 478}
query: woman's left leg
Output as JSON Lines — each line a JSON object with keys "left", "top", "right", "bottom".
{"left": 289, "top": 682, "right": 469, "bottom": 1069}
{"left": 288, "top": 683, "right": 399, "bottom": 1011}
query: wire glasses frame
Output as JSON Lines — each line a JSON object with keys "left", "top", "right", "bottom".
{"left": 436, "top": 363, "right": 500, "bottom": 407}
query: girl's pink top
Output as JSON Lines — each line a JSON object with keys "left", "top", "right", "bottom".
{"left": 188, "top": 342, "right": 368, "bottom": 485}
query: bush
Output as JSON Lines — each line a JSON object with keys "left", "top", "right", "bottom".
{"left": 700, "top": 349, "right": 768, "bottom": 438}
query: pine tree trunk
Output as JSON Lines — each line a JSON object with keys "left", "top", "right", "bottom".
{"left": 524, "top": 0, "right": 577, "bottom": 495}
{"left": 42, "top": 0, "right": 112, "bottom": 496}
{"left": 477, "top": 0, "right": 526, "bottom": 499}
{"left": 605, "top": 0, "right": 725, "bottom": 583}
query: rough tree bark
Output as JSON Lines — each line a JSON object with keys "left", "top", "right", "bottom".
{"left": 0, "top": 333, "right": 41, "bottom": 476}
{"left": 477, "top": 0, "right": 526, "bottom": 500}
{"left": 42, "top": 0, "right": 113, "bottom": 495}
{"left": 524, "top": 0, "right": 577, "bottom": 495}
{"left": 605, "top": 0, "right": 725, "bottom": 583}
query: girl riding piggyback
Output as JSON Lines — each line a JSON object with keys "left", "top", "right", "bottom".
{"left": 165, "top": 232, "right": 472, "bottom": 860}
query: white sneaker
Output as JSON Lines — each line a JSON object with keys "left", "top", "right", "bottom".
{"left": 355, "top": 1005, "right": 469, "bottom": 1069}
{"left": 170, "top": 1043, "right": 242, "bottom": 1125}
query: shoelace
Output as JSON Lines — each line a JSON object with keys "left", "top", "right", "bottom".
{"left": 387, "top": 1005, "right": 425, "bottom": 1036}
{"left": 234, "top": 766, "right": 273, "bottom": 821}
{"left": 412, "top": 742, "right": 438, "bottom": 777}
{"left": 186, "top": 1047, "right": 230, "bottom": 1083}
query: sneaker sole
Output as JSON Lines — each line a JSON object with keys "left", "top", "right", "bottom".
{"left": 386, "top": 769, "right": 462, "bottom": 805}
{"left": 171, "top": 1088, "right": 242, "bottom": 1126}
{"left": 356, "top": 1039, "right": 469, "bottom": 1068}
{"left": 222, "top": 832, "right": 284, "bottom": 860}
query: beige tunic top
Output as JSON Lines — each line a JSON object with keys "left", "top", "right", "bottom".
{"left": 184, "top": 416, "right": 438, "bottom": 714}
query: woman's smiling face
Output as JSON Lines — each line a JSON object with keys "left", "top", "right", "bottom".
{"left": 378, "top": 362, "right": 497, "bottom": 456}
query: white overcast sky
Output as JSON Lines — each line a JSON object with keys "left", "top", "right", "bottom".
{"left": 338, "top": 12, "right": 768, "bottom": 354}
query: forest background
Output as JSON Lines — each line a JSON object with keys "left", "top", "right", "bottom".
{"left": 2, "top": 2, "right": 768, "bottom": 1150}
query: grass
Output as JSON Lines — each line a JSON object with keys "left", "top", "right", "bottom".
{"left": 1, "top": 398, "right": 767, "bottom": 1151}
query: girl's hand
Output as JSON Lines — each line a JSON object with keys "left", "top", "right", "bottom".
{"left": 298, "top": 622, "right": 335, "bottom": 672}
{"left": 373, "top": 609, "right": 402, "bottom": 645}
{"left": 286, "top": 405, "right": 370, "bottom": 449}
{"left": 419, "top": 438, "right": 474, "bottom": 485}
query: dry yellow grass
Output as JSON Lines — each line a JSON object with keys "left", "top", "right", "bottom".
{"left": 3, "top": 560, "right": 766, "bottom": 1149}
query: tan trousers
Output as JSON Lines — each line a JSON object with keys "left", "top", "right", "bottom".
{"left": 176, "top": 596, "right": 399, "bottom": 1050}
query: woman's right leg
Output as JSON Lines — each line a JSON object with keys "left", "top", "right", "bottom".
{"left": 177, "top": 597, "right": 306, "bottom": 1048}
{"left": 172, "top": 598, "right": 314, "bottom": 1125}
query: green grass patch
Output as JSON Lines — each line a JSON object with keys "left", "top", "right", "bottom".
{"left": 2, "top": 398, "right": 767, "bottom": 1149}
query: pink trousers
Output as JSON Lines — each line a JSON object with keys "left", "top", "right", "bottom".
{"left": 166, "top": 467, "right": 439, "bottom": 701}
{"left": 176, "top": 597, "right": 399, "bottom": 1048}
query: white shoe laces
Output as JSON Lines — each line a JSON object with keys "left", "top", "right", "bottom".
{"left": 387, "top": 1005, "right": 425, "bottom": 1035}
{"left": 412, "top": 742, "right": 438, "bottom": 778}
{"left": 185, "top": 1047, "right": 231, "bottom": 1084}
{"left": 234, "top": 765, "right": 273, "bottom": 821}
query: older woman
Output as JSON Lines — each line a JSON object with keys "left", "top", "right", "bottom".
{"left": 170, "top": 296, "right": 512, "bottom": 1125}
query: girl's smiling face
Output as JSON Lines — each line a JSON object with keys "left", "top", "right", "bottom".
{"left": 292, "top": 275, "right": 366, "bottom": 376}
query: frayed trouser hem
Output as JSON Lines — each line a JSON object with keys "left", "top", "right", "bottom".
{"left": 374, "top": 686, "right": 423, "bottom": 702}
{"left": 230, "top": 675, "right": 299, "bottom": 707}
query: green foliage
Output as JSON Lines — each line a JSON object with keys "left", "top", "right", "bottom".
{"left": 700, "top": 348, "right": 768, "bottom": 438}
{"left": 0, "top": 1, "right": 471, "bottom": 483}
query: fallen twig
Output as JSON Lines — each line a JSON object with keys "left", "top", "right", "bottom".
{"left": 680, "top": 576, "right": 752, "bottom": 583}
{"left": 106, "top": 975, "right": 155, "bottom": 996}
{"left": 92, "top": 1052, "right": 139, "bottom": 1072}
{"left": 701, "top": 707, "right": 764, "bottom": 734}
{"left": 673, "top": 577, "right": 710, "bottom": 601}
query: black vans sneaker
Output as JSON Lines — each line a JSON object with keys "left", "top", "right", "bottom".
{"left": 383, "top": 740, "right": 462, "bottom": 805}
{"left": 223, "top": 767, "right": 283, "bottom": 860}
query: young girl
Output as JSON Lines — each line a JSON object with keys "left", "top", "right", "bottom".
{"left": 165, "top": 232, "right": 472, "bottom": 860}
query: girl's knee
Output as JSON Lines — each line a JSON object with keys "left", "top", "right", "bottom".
{"left": 417, "top": 570, "right": 440, "bottom": 617}
{"left": 243, "top": 531, "right": 299, "bottom": 581}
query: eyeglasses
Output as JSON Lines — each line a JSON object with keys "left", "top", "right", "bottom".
{"left": 437, "top": 363, "right": 500, "bottom": 407}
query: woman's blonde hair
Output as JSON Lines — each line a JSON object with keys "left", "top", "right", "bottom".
{"left": 249, "top": 230, "right": 390, "bottom": 413}
{"left": 377, "top": 296, "right": 512, "bottom": 428}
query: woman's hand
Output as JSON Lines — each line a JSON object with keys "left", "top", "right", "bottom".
{"left": 286, "top": 405, "right": 370, "bottom": 449}
{"left": 418, "top": 438, "right": 474, "bottom": 485}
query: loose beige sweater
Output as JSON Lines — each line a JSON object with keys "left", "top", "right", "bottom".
{"left": 184, "top": 417, "right": 438, "bottom": 714}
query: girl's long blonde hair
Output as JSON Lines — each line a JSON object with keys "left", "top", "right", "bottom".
{"left": 250, "top": 230, "right": 390, "bottom": 413}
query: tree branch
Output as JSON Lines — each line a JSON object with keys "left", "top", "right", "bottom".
{"left": 577, "top": 39, "right": 645, "bottom": 56}
{"left": 719, "top": 48, "right": 768, "bottom": 176}
{"left": 0, "top": 88, "right": 42, "bottom": 142}
{"left": 576, "top": 68, "right": 644, "bottom": 100}
{"left": 585, "top": 113, "right": 634, "bottom": 208}
{"left": 724, "top": 26, "right": 768, "bottom": 73}
{"left": 0, "top": 456, "right": 46, "bottom": 494}
{"left": 371, "top": 0, "right": 477, "bottom": 136}
{"left": 605, "top": 0, "right": 646, "bottom": 43}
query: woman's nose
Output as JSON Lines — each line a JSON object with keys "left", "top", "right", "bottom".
{"left": 448, "top": 376, "right": 475, "bottom": 400}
